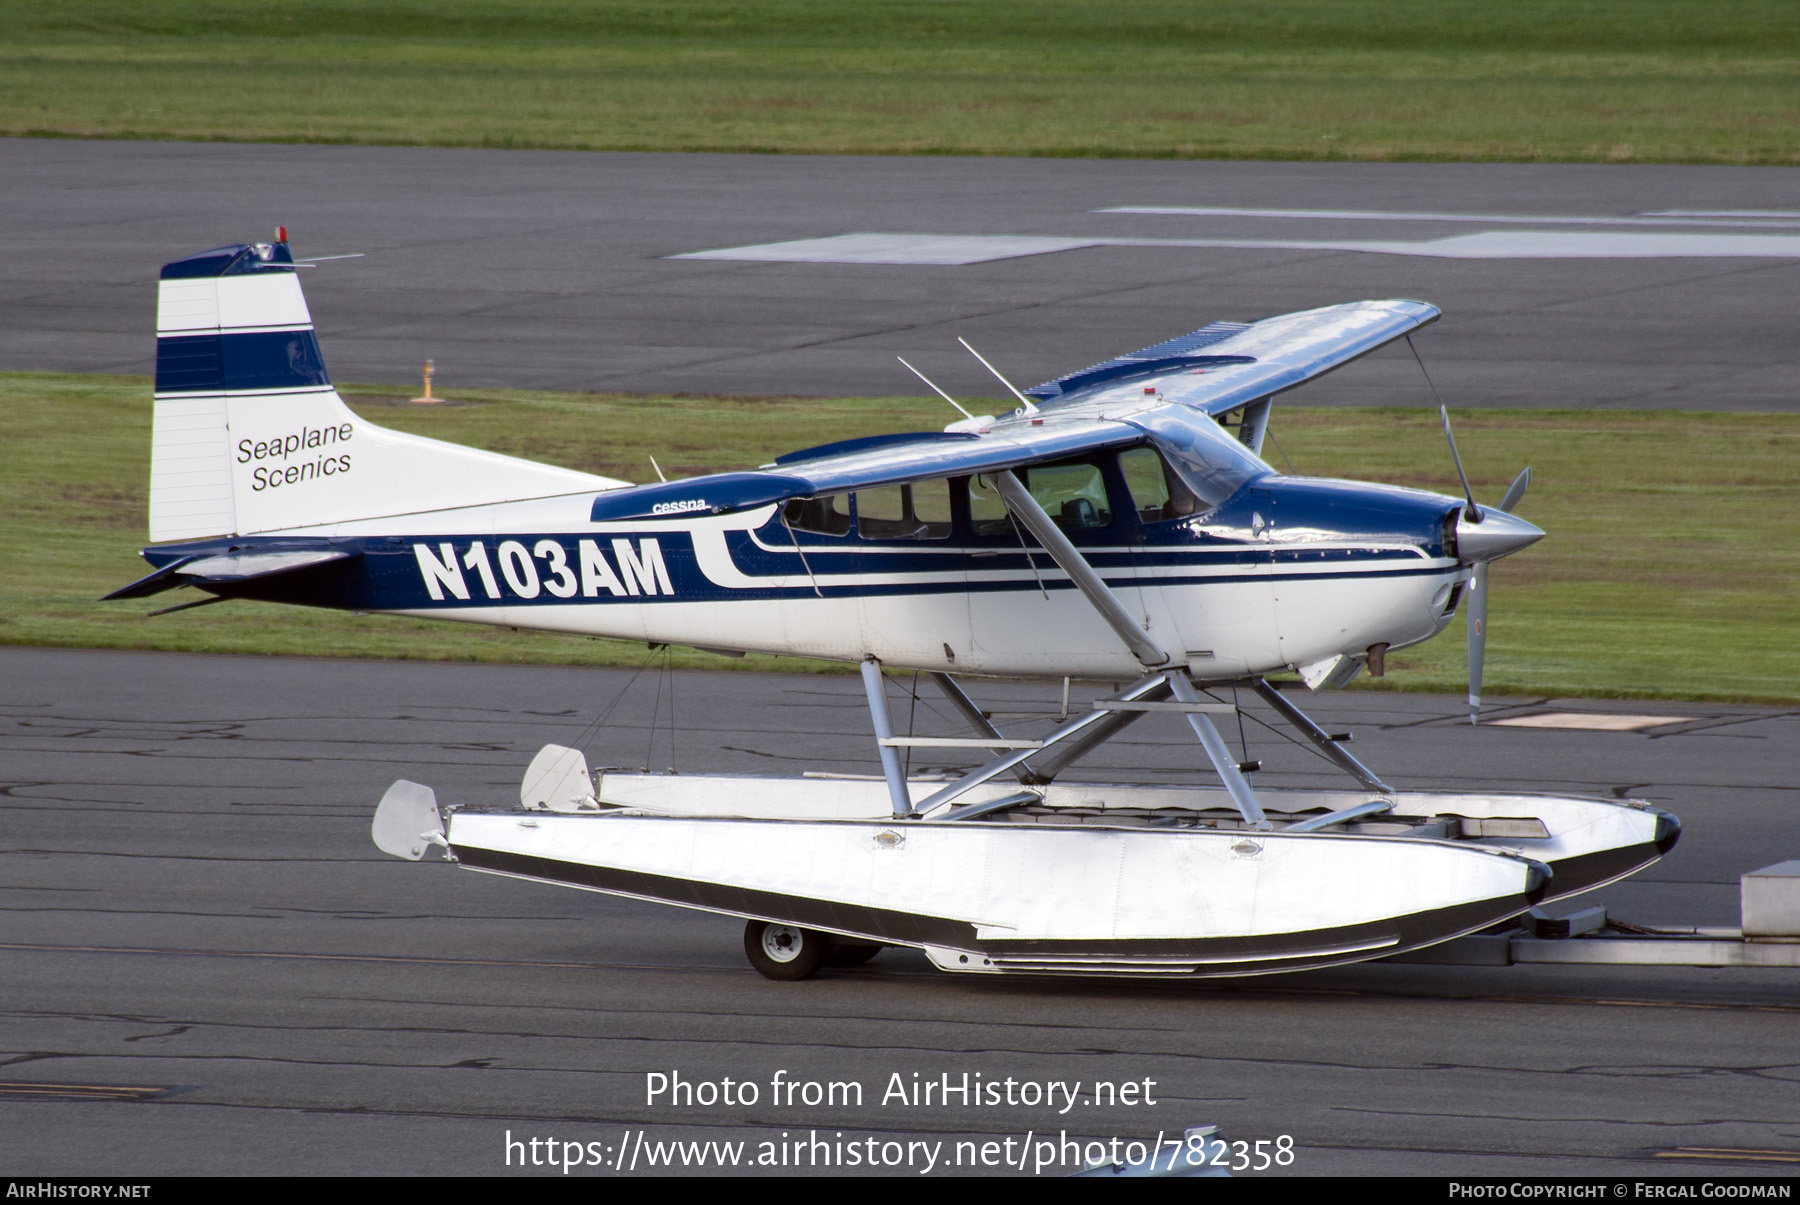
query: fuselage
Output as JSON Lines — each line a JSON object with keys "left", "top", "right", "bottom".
{"left": 142, "top": 457, "right": 1471, "bottom": 682}
{"left": 131, "top": 248, "right": 1484, "bottom": 682}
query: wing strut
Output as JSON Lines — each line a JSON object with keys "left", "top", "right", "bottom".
{"left": 989, "top": 471, "right": 1172, "bottom": 668}
{"left": 955, "top": 475, "right": 1273, "bottom": 827}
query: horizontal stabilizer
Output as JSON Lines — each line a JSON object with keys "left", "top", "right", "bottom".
{"left": 104, "top": 548, "right": 355, "bottom": 600}
{"left": 103, "top": 556, "right": 200, "bottom": 600}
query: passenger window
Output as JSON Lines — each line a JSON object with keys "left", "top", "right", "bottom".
{"left": 913, "top": 480, "right": 953, "bottom": 536}
{"left": 781, "top": 494, "right": 850, "bottom": 536}
{"left": 1119, "top": 447, "right": 1199, "bottom": 522}
{"left": 855, "top": 483, "right": 951, "bottom": 540}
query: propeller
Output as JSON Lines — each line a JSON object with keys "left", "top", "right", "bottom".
{"left": 1465, "top": 466, "right": 1532, "bottom": 725}
{"left": 1440, "top": 408, "right": 1540, "bottom": 725}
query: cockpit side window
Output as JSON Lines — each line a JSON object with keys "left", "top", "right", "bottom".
{"left": 1029, "top": 462, "right": 1112, "bottom": 530}
{"left": 967, "top": 460, "right": 1113, "bottom": 537}
{"left": 966, "top": 474, "right": 1011, "bottom": 536}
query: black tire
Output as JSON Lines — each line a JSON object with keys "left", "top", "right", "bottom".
{"left": 826, "top": 942, "right": 882, "bottom": 967}
{"left": 743, "top": 920, "right": 830, "bottom": 981}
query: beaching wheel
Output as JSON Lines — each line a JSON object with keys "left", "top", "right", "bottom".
{"left": 744, "top": 920, "right": 829, "bottom": 980}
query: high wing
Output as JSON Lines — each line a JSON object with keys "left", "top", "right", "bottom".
{"left": 589, "top": 299, "right": 1440, "bottom": 523}
{"left": 1026, "top": 298, "right": 1440, "bottom": 415}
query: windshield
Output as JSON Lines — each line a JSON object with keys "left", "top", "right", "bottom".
{"left": 1125, "top": 408, "right": 1272, "bottom": 509}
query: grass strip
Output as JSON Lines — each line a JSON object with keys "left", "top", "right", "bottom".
{"left": 2, "top": 372, "right": 1795, "bottom": 702}
{"left": 3, "top": 1, "right": 1797, "bottom": 163}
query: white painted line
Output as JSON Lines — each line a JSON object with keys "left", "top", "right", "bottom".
{"left": 671, "top": 233, "right": 1100, "bottom": 265}
{"left": 1284, "top": 231, "right": 1800, "bottom": 258}
{"left": 673, "top": 230, "right": 1800, "bottom": 264}
{"left": 1642, "top": 210, "right": 1800, "bottom": 219}
{"left": 1488, "top": 712, "right": 1698, "bottom": 732}
{"left": 1101, "top": 206, "right": 1800, "bottom": 230}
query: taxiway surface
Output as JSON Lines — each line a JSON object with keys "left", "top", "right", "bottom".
{"left": 4, "top": 140, "right": 1799, "bottom": 409}
{"left": 4, "top": 647, "right": 1797, "bottom": 1176}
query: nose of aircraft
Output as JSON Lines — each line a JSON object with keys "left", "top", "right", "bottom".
{"left": 1454, "top": 507, "right": 1544, "bottom": 563}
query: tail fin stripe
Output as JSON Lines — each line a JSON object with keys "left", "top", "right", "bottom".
{"left": 154, "top": 335, "right": 224, "bottom": 392}
{"left": 154, "top": 330, "right": 330, "bottom": 394}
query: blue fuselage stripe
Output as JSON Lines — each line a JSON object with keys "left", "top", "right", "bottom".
{"left": 145, "top": 531, "right": 1451, "bottom": 613}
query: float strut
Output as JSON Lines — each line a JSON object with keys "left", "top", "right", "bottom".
{"left": 930, "top": 672, "right": 1038, "bottom": 783}
{"left": 916, "top": 672, "right": 1171, "bottom": 816}
{"left": 1022, "top": 675, "right": 1173, "bottom": 784}
{"left": 1167, "top": 672, "right": 1269, "bottom": 829}
{"left": 861, "top": 658, "right": 913, "bottom": 818}
{"left": 1248, "top": 676, "right": 1392, "bottom": 795}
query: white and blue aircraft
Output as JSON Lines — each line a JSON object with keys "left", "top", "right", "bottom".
{"left": 111, "top": 235, "right": 1677, "bottom": 980}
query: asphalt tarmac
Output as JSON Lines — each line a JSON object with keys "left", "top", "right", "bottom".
{"left": 4, "top": 646, "right": 1797, "bottom": 1177}
{"left": 5, "top": 140, "right": 1799, "bottom": 409}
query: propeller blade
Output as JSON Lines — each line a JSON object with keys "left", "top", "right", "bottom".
{"left": 1498, "top": 465, "right": 1531, "bottom": 513}
{"left": 1466, "top": 468, "right": 1530, "bottom": 725}
{"left": 1439, "top": 406, "right": 1481, "bottom": 522}
{"left": 1467, "top": 562, "right": 1489, "bottom": 725}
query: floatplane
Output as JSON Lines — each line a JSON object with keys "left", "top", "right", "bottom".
{"left": 111, "top": 233, "right": 1683, "bottom": 980}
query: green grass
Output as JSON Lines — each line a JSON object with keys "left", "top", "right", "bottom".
{"left": 3, "top": 1, "right": 1798, "bottom": 163}
{"left": 1269, "top": 408, "right": 1800, "bottom": 703}
{"left": 3, "top": 371, "right": 1797, "bottom": 702}
{"left": 0, "top": 374, "right": 950, "bottom": 674}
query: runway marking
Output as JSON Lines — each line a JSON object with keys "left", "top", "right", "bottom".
{"left": 1102, "top": 206, "right": 1800, "bottom": 230}
{"left": 1644, "top": 210, "right": 1800, "bottom": 220}
{"left": 1489, "top": 712, "right": 1699, "bottom": 732}
{"left": 672, "top": 233, "right": 1096, "bottom": 265}
{"left": 672, "top": 230, "right": 1800, "bottom": 265}
{"left": 0, "top": 1081, "right": 169, "bottom": 1102}
{"left": 1652, "top": 1146, "right": 1800, "bottom": 1165}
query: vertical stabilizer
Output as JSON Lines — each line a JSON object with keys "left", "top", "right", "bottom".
{"left": 150, "top": 238, "right": 628, "bottom": 543}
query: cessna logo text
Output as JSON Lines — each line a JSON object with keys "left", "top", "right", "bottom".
{"left": 237, "top": 422, "right": 353, "bottom": 491}
{"left": 413, "top": 538, "right": 674, "bottom": 601}
{"left": 651, "top": 499, "right": 709, "bottom": 515}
